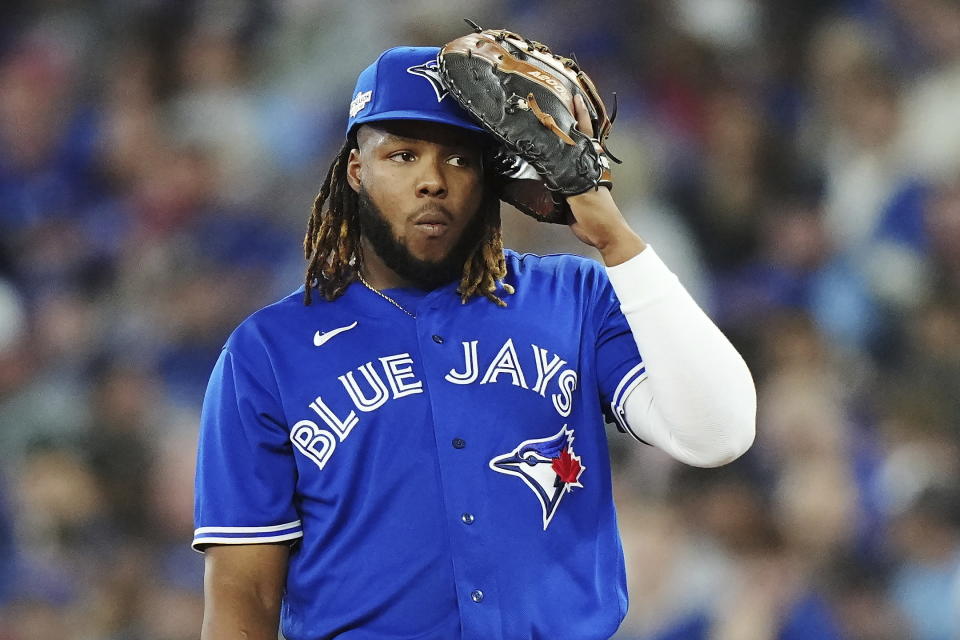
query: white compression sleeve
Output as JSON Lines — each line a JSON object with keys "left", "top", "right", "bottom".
{"left": 605, "top": 246, "right": 757, "bottom": 467}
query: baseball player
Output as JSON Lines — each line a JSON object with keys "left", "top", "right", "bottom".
{"left": 194, "top": 42, "right": 756, "bottom": 640}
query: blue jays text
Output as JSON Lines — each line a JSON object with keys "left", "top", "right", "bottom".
{"left": 292, "top": 337, "right": 578, "bottom": 472}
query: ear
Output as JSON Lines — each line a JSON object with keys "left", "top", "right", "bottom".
{"left": 346, "top": 148, "right": 362, "bottom": 193}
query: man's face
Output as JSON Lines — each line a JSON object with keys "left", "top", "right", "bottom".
{"left": 347, "top": 120, "right": 487, "bottom": 288}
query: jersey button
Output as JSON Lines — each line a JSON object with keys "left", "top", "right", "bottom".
{"left": 452, "top": 438, "right": 466, "bottom": 449}
{"left": 461, "top": 513, "right": 475, "bottom": 525}
{"left": 432, "top": 334, "right": 444, "bottom": 344}
{"left": 470, "top": 589, "right": 484, "bottom": 603}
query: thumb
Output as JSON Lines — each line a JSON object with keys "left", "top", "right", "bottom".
{"left": 573, "top": 93, "right": 594, "bottom": 138}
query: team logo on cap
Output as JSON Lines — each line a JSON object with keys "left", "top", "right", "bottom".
{"left": 406, "top": 59, "right": 449, "bottom": 102}
{"left": 349, "top": 90, "right": 373, "bottom": 117}
{"left": 490, "top": 426, "right": 585, "bottom": 530}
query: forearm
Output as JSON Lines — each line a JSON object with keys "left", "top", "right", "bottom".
{"left": 564, "top": 169, "right": 754, "bottom": 464}
{"left": 607, "top": 247, "right": 756, "bottom": 467}
{"left": 566, "top": 187, "right": 647, "bottom": 266}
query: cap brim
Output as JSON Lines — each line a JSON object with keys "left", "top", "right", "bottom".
{"left": 350, "top": 109, "right": 487, "bottom": 135}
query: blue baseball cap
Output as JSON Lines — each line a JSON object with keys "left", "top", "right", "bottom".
{"left": 345, "top": 46, "right": 486, "bottom": 137}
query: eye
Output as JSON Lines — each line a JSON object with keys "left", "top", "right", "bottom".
{"left": 447, "top": 155, "right": 472, "bottom": 167}
{"left": 389, "top": 151, "right": 416, "bottom": 163}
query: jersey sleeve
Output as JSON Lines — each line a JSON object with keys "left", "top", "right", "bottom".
{"left": 192, "top": 341, "right": 302, "bottom": 551}
{"left": 592, "top": 266, "right": 648, "bottom": 438}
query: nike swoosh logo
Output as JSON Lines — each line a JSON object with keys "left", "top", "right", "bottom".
{"left": 313, "top": 321, "right": 358, "bottom": 347}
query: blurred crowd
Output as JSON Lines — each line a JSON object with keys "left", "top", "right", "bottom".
{"left": 1, "top": 0, "right": 959, "bottom": 638}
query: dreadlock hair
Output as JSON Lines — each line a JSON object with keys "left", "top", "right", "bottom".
{"left": 303, "top": 132, "right": 515, "bottom": 307}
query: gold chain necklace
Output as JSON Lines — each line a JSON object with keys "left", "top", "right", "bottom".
{"left": 356, "top": 272, "right": 417, "bottom": 319}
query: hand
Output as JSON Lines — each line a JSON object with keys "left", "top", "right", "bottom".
{"left": 566, "top": 95, "right": 646, "bottom": 266}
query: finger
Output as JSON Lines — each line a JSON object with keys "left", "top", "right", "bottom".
{"left": 573, "top": 93, "right": 594, "bottom": 138}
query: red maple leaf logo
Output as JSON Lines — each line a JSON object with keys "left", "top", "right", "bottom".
{"left": 552, "top": 448, "right": 583, "bottom": 485}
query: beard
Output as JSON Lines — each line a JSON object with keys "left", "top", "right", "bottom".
{"left": 357, "top": 185, "right": 488, "bottom": 290}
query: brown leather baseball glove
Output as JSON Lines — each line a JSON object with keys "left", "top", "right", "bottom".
{"left": 439, "top": 21, "right": 618, "bottom": 224}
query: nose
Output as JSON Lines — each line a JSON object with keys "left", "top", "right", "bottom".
{"left": 416, "top": 157, "right": 447, "bottom": 198}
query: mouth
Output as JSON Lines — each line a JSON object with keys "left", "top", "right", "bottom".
{"left": 413, "top": 222, "right": 448, "bottom": 238}
{"left": 411, "top": 209, "right": 452, "bottom": 238}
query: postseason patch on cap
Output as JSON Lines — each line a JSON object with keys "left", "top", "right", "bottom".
{"left": 349, "top": 90, "right": 373, "bottom": 118}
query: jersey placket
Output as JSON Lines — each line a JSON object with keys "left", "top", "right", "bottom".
{"left": 414, "top": 291, "right": 505, "bottom": 640}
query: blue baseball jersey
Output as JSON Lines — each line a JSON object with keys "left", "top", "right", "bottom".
{"left": 193, "top": 250, "right": 647, "bottom": 640}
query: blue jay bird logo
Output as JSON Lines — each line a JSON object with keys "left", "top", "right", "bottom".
{"left": 489, "top": 426, "right": 585, "bottom": 530}
{"left": 406, "top": 59, "right": 449, "bottom": 102}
